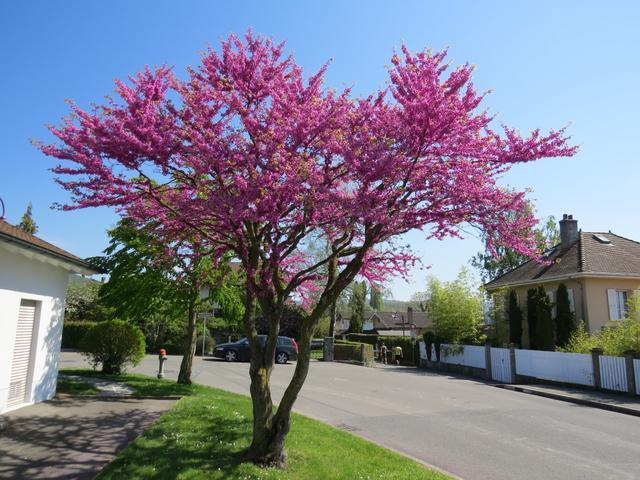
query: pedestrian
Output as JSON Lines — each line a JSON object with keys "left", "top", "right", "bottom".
{"left": 380, "top": 342, "right": 388, "bottom": 364}
{"left": 394, "top": 345, "right": 403, "bottom": 365}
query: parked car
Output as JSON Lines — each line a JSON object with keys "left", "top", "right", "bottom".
{"left": 213, "top": 335, "right": 298, "bottom": 364}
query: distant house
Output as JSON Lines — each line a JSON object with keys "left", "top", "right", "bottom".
{"left": 0, "top": 219, "right": 99, "bottom": 413}
{"left": 485, "top": 214, "right": 640, "bottom": 346}
{"left": 337, "top": 308, "right": 431, "bottom": 338}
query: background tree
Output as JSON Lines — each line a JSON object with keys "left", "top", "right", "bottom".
{"left": 348, "top": 281, "right": 367, "bottom": 333}
{"left": 526, "top": 288, "right": 539, "bottom": 349}
{"left": 426, "top": 268, "right": 485, "bottom": 344}
{"left": 554, "top": 283, "right": 574, "bottom": 347}
{"left": 92, "top": 220, "right": 235, "bottom": 384}
{"left": 535, "top": 286, "right": 555, "bottom": 350}
{"left": 369, "top": 285, "right": 384, "bottom": 311}
{"left": 40, "top": 33, "right": 575, "bottom": 466}
{"left": 471, "top": 204, "right": 561, "bottom": 283}
{"left": 65, "top": 279, "right": 110, "bottom": 322}
{"left": 507, "top": 290, "right": 523, "bottom": 346}
{"left": 17, "top": 202, "right": 38, "bottom": 234}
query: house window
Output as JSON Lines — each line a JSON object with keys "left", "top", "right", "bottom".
{"left": 607, "top": 289, "right": 628, "bottom": 320}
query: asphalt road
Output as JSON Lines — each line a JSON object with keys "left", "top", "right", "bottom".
{"left": 60, "top": 352, "right": 640, "bottom": 480}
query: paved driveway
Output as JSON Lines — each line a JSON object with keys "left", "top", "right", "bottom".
{"left": 61, "top": 352, "right": 640, "bottom": 480}
{"left": 0, "top": 395, "right": 176, "bottom": 480}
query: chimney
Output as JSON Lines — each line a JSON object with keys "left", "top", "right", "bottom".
{"left": 407, "top": 307, "right": 414, "bottom": 326}
{"left": 559, "top": 214, "right": 579, "bottom": 248}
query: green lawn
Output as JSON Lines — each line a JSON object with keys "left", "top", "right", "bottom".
{"left": 59, "top": 369, "right": 450, "bottom": 480}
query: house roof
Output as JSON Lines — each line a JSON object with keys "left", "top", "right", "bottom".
{"left": 484, "top": 231, "right": 640, "bottom": 290}
{"left": 369, "top": 311, "right": 431, "bottom": 329}
{"left": 0, "top": 219, "right": 99, "bottom": 274}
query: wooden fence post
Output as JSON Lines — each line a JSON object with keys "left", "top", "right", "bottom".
{"left": 624, "top": 351, "right": 637, "bottom": 396}
{"left": 591, "top": 348, "right": 603, "bottom": 389}
{"left": 509, "top": 343, "right": 518, "bottom": 384}
{"left": 485, "top": 343, "right": 492, "bottom": 381}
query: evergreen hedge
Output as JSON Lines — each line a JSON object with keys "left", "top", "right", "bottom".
{"left": 61, "top": 321, "right": 97, "bottom": 349}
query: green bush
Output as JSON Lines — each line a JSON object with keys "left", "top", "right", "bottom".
{"left": 61, "top": 321, "right": 97, "bottom": 349}
{"left": 334, "top": 342, "right": 374, "bottom": 364}
{"left": 534, "top": 286, "right": 554, "bottom": 351}
{"left": 558, "top": 319, "right": 640, "bottom": 356}
{"left": 507, "top": 290, "right": 523, "bottom": 347}
{"left": 555, "top": 283, "right": 575, "bottom": 347}
{"left": 378, "top": 336, "right": 417, "bottom": 365}
{"left": 345, "top": 333, "right": 378, "bottom": 346}
{"left": 195, "top": 335, "right": 216, "bottom": 356}
{"left": 81, "top": 319, "right": 146, "bottom": 374}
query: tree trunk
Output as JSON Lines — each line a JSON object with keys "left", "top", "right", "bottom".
{"left": 177, "top": 299, "right": 198, "bottom": 384}
{"left": 243, "top": 239, "right": 368, "bottom": 467}
{"left": 246, "top": 310, "right": 314, "bottom": 467}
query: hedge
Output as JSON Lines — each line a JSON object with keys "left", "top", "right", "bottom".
{"left": 61, "top": 321, "right": 97, "bottom": 349}
{"left": 334, "top": 342, "right": 374, "bottom": 365}
{"left": 345, "top": 333, "right": 379, "bottom": 346}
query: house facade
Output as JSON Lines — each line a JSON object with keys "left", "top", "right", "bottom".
{"left": 0, "top": 220, "right": 98, "bottom": 413}
{"left": 485, "top": 215, "right": 640, "bottom": 347}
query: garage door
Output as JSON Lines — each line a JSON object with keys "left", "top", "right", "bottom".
{"left": 7, "top": 300, "right": 37, "bottom": 408}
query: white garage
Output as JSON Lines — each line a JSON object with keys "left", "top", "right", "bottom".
{"left": 0, "top": 219, "right": 98, "bottom": 413}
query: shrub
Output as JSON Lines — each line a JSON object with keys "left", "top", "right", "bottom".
{"left": 61, "top": 321, "right": 97, "bottom": 349}
{"left": 526, "top": 288, "right": 538, "bottom": 349}
{"left": 345, "top": 333, "right": 378, "bottom": 346}
{"left": 195, "top": 335, "right": 216, "bottom": 355}
{"left": 534, "top": 286, "right": 554, "bottom": 351}
{"left": 558, "top": 319, "right": 640, "bottom": 356}
{"left": 555, "top": 283, "right": 575, "bottom": 347}
{"left": 507, "top": 290, "right": 523, "bottom": 346}
{"left": 81, "top": 319, "right": 146, "bottom": 374}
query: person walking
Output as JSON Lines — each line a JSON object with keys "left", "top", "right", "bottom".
{"left": 394, "top": 345, "right": 403, "bottom": 365}
{"left": 380, "top": 342, "right": 388, "bottom": 364}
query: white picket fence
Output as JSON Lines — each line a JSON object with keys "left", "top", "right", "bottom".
{"left": 515, "top": 350, "right": 593, "bottom": 386}
{"left": 600, "top": 355, "right": 627, "bottom": 392}
{"left": 439, "top": 344, "right": 486, "bottom": 369}
{"left": 426, "top": 342, "right": 638, "bottom": 394}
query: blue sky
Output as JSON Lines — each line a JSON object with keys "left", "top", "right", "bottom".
{"left": 1, "top": 1, "right": 639, "bottom": 300}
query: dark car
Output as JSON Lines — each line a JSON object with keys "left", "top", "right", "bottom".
{"left": 213, "top": 335, "right": 298, "bottom": 364}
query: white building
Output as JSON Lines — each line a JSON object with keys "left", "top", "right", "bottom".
{"left": 0, "top": 219, "right": 98, "bottom": 413}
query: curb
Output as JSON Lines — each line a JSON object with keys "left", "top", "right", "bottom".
{"left": 495, "top": 384, "right": 640, "bottom": 417}
{"left": 55, "top": 393, "right": 183, "bottom": 401}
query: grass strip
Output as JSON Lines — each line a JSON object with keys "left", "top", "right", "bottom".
{"left": 60, "top": 369, "right": 450, "bottom": 480}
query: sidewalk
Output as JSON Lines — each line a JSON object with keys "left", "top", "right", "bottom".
{"left": 496, "top": 383, "right": 640, "bottom": 417}
{"left": 0, "top": 395, "right": 177, "bottom": 479}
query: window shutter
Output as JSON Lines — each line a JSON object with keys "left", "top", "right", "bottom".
{"left": 567, "top": 289, "right": 575, "bottom": 313}
{"left": 607, "top": 289, "right": 619, "bottom": 320}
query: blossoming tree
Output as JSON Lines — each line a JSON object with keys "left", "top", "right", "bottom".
{"left": 40, "top": 33, "right": 576, "bottom": 466}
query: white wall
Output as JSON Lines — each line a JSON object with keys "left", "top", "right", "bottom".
{"left": 0, "top": 245, "right": 69, "bottom": 413}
